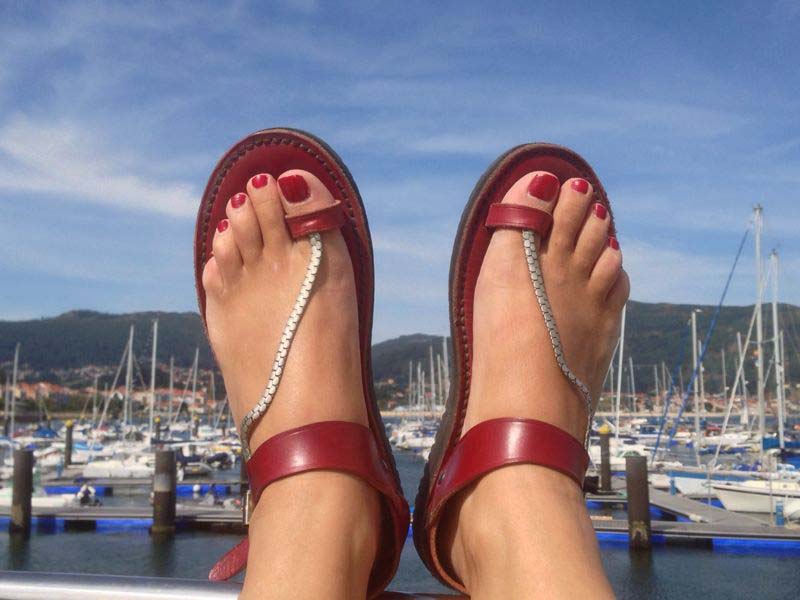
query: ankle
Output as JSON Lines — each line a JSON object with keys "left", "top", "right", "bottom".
{"left": 443, "top": 466, "right": 611, "bottom": 598}
{"left": 244, "top": 472, "right": 381, "bottom": 599}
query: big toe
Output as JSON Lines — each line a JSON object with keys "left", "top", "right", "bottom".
{"left": 485, "top": 171, "right": 560, "bottom": 267}
{"left": 276, "top": 169, "right": 339, "bottom": 218}
{"left": 501, "top": 170, "right": 560, "bottom": 213}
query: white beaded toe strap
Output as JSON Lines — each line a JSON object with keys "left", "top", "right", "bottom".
{"left": 240, "top": 232, "right": 323, "bottom": 461}
{"left": 522, "top": 229, "right": 594, "bottom": 448}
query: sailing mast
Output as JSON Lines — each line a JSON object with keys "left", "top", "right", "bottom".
{"left": 124, "top": 325, "right": 134, "bottom": 429}
{"left": 698, "top": 340, "right": 706, "bottom": 418}
{"left": 691, "top": 310, "right": 702, "bottom": 459}
{"left": 9, "top": 342, "right": 19, "bottom": 437}
{"left": 770, "top": 250, "right": 785, "bottom": 449}
{"left": 614, "top": 304, "right": 626, "bottom": 438}
{"left": 416, "top": 362, "right": 422, "bottom": 410}
{"left": 428, "top": 346, "right": 436, "bottom": 408}
{"left": 92, "top": 374, "right": 99, "bottom": 425}
{"left": 168, "top": 356, "right": 174, "bottom": 425}
{"left": 190, "top": 347, "right": 199, "bottom": 436}
{"left": 149, "top": 319, "right": 158, "bottom": 436}
{"left": 407, "top": 361, "right": 413, "bottom": 408}
{"left": 753, "top": 204, "right": 766, "bottom": 463}
{"left": 721, "top": 347, "right": 727, "bottom": 398}
{"left": 628, "top": 356, "right": 636, "bottom": 413}
{"left": 436, "top": 354, "right": 444, "bottom": 409}
{"left": 736, "top": 331, "right": 749, "bottom": 426}
{"left": 653, "top": 364, "right": 659, "bottom": 403}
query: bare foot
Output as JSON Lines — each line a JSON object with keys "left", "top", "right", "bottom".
{"left": 444, "top": 171, "right": 628, "bottom": 598}
{"left": 201, "top": 171, "right": 380, "bottom": 599}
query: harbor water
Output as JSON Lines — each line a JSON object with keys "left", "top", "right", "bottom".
{"left": 2, "top": 451, "right": 800, "bottom": 598}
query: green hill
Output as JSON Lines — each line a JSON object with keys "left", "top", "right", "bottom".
{"left": 0, "top": 301, "right": 798, "bottom": 394}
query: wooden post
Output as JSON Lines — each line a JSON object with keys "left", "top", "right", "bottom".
{"left": 64, "top": 420, "right": 74, "bottom": 467}
{"left": 151, "top": 450, "right": 176, "bottom": 535}
{"left": 625, "top": 455, "right": 651, "bottom": 549}
{"left": 600, "top": 431, "right": 612, "bottom": 493}
{"left": 10, "top": 449, "right": 33, "bottom": 534}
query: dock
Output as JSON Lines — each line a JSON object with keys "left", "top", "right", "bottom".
{"left": 0, "top": 503, "right": 244, "bottom": 529}
{"left": 4, "top": 490, "right": 798, "bottom": 543}
{"left": 42, "top": 477, "right": 240, "bottom": 496}
{"left": 588, "top": 486, "right": 766, "bottom": 526}
{"left": 584, "top": 484, "right": 800, "bottom": 542}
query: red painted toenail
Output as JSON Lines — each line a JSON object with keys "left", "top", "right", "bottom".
{"left": 217, "top": 219, "right": 229, "bottom": 233}
{"left": 593, "top": 203, "right": 607, "bottom": 219}
{"left": 571, "top": 178, "right": 589, "bottom": 194}
{"left": 278, "top": 174, "right": 311, "bottom": 203}
{"left": 608, "top": 236, "right": 619, "bottom": 250}
{"left": 527, "top": 173, "right": 560, "bottom": 202}
{"left": 251, "top": 174, "right": 269, "bottom": 189}
{"left": 230, "top": 193, "right": 247, "bottom": 209}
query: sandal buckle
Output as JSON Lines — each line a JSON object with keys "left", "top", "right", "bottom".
{"left": 244, "top": 490, "right": 253, "bottom": 525}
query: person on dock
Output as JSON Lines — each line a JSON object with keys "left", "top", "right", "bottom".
{"left": 195, "top": 131, "right": 624, "bottom": 598}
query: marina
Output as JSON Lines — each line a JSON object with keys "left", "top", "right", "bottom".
{"left": 0, "top": 180, "right": 800, "bottom": 598}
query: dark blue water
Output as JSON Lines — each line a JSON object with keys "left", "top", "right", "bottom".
{"left": 2, "top": 451, "right": 800, "bottom": 597}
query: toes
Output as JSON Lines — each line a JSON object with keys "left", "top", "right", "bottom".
{"left": 589, "top": 236, "right": 623, "bottom": 299}
{"left": 247, "top": 173, "right": 292, "bottom": 249}
{"left": 226, "top": 192, "right": 263, "bottom": 263}
{"left": 211, "top": 219, "right": 242, "bottom": 285}
{"left": 608, "top": 268, "right": 631, "bottom": 310}
{"left": 201, "top": 256, "right": 224, "bottom": 296}
{"left": 573, "top": 193, "right": 611, "bottom": 274}
{"left": 549, "top": 177, "right": 594, "bottom": 253}
{"left": 276, "top": 169, "right": 339, "bottom": 218}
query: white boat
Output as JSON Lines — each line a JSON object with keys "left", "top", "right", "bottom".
{"left": 672, "top": 464, "right": 799, "bottom": 497}
{"left": 0, "top": 487, "right": 76, "bottom": 508}
{"left": 712, "top": 480, "right": 800, "bottom": 513}
{"left": 588, "top": 440, "right": 650, "bottom": 470}
{"left": 82, "top": 456, "right": 155, "bottom": 479}
{"left": 396, "top": 431, "right": 435, "bottom": 451}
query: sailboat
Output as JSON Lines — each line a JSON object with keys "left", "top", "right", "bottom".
{"left": 713, "top": 478, "right": 800, "bottom": 513}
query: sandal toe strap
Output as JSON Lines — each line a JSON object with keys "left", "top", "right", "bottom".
{"left": 285, "top": 201, "right": 346, "bottom": 238}
{"left": 485, "top": 203, "right": 553, "bottom": 236}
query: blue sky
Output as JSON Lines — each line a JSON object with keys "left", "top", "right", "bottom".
{"left": 0, "top": 0, "right": 798, "bottom": 341}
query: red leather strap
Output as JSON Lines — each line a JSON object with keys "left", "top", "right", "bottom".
{"left": 425, "top": 418, "right": 588, "bottom": 589}
{"left": 424, "top": 418, "right": 588, "bottom": 590}
{"left": 485, "top": 203, "right": 553, "bottom": 236}
{"left": 430, "top": 417, "right": 586, "bottom": 524}
{"left": 209, "top": 421, "right": 407, "bottom": 597}
{"left": 285, "top": 201, "right": 346, "bottom": 238}
{"left": 208, "top": 538, "right": 249, "bottom": 581}
{"left": 247, "top": 421, "right": 398, "bottom": 506}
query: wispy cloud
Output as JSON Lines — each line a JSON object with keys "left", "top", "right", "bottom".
{"left": 0, "top": 115, "right": 197, "bottom": 218}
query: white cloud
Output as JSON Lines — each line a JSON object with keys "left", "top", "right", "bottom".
{"left": 0, "top": 115, "right": 197, "bottom": 218}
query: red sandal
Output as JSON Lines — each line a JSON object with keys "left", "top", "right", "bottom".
{"left": 412, "top": 143, "right": 614, "bottom": 592}
{"left": 194, "top": 128, "right": 410, "bottom": 597}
